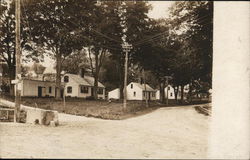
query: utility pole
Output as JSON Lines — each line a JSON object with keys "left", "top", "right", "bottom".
{"left": 165, "top": 76, "right": 172, "bottom": 106}
{"left": 142, "top": 69, "right": 148, "bottom": 107}
{"left": 122, "top": 42, "right": 132, "bottom": 109}
{"left": 14, "top": 0, "right": 21, "bottom": 123}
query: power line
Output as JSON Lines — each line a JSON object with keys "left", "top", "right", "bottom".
{"left": 22, "top": 1, "right": 121, "bottom": 51}
{"left": 133, "top": 14, "right": 212, "bottom": 47}
{"left": 90, "top": 28, "right": 122, "bottom": 44}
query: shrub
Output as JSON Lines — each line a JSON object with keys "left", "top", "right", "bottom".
{"left": 85, "top": 96, "right": 95, "bottom": 100}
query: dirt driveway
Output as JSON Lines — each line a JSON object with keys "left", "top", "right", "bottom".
{"left": 0, "top": 105, "right": 210, "bottom": 159}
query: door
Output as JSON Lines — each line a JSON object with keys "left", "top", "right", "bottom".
{"left": 38, "top": 86, "right": 43, "bottom": 97}
{"left": 60, "top": 88, "right": 64, "bottom": 98}
{"left": 91, "top": 87, "right": 94, "bottom": 97}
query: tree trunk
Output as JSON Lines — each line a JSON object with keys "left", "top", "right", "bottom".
{"left": 119, "top": 58, "right": 124, "bottom": 100}
{"left": 93, "top": 75, "right": 98, "bottom": 99}
{"left": 159, "top": 78, "right": 166, "bottom": 104}
{"left": 188, "top": 80, "right": 193, "bottom": 103}
{"left": 174, "top": 85, "right": 179, "bottom": 103}
{"left": 93, "top": 53, "right": 100, "bottom": 100}
{"left": 8, "top": 65, "right": 15, "bottom": 96}
{"left": 55, "top": 50, "right": 62, "bottom": 100}
{"left": 180, "top": 85, "right": 184, "bottom": 104}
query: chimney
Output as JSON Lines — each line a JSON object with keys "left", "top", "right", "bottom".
{"left": 79, "top": 68, "right": 85, "bottom": 78}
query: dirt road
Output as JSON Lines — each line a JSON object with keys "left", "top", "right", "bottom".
{"left": 0, "top": 105, "right": 210, "bottom": 159}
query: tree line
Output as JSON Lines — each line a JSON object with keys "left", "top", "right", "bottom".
{"left": 0, "top": 0, "right": 213, "bottom": 103}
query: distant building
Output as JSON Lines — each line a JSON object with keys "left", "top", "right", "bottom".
{"left": 62, "top": 72, "right": 105, "bottom": 99}
{"left": 108, "top": 82, "right": 157, "bottom": 101}
{"left": 156, "top": 85, "right": 189, "bottom": 100}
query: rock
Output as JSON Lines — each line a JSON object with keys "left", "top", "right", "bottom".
{"left": 42, "top": 111, "right": 55, "bottom": 125}
{"left": 50, "top": 121, "right": 56, "bottom": 127}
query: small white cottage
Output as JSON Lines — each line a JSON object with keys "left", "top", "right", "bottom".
{"left": 14, "top": 79, "right": 58, "bottom": 97}
{"left": 156, "top": 85, "right": 189, "bottom": 100}
{"left": 108, "top": 82, "right": 157, "bottom": 101}
{"left": 62, "top": 73, "right": 105, "bottom": 99}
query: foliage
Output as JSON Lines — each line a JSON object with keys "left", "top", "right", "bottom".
{"left": 0, "top": 0, "right": 36, "bottom": 94}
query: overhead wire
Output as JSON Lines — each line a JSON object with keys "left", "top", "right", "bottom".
{"left": 133, "top": 13, "right": 212, "bottom": 48}
{"left": 22, "top": 0, "right": 121, "bottom": 51}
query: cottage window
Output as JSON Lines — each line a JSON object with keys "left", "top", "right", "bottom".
{"left": 80, "top": 86, "right": 88, "bottom": 93}
{"left": 131, "top": 84, "right": 133, "bottom": 89}
{"left": 168, "top": 86, "right": 170, "bottom": 90}
{"left": 133, "top": 91, "right": 136, "bottom": 97}
{"left": 64, "top": 76, "right": 69, "bottom": 82}
{"left": 152, "top": 92, "right": 155, "bottom": 97}
{"left": 49, "top": 87, "right": 52, "bottom": 93}
{"left": 170, "top": 93, "right": 173, "bottom": 97}
{"left": 67, "top": 86, "right": 72, "bottom": 93}
{"left": 97, "top": 88, "right": 103, "bottom": 94}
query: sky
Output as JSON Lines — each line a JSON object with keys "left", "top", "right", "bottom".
{"left": 25, "top": 1, "right": 175, "bottom": 69}
{"left": 148, "top": 1, "right": 174, "bottom": 19}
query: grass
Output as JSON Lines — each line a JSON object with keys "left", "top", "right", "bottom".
{"left": 1, "top": 96, "right": 165, "bottom": 120}
{"left": 1, "top": 95, "right": 211, "bottom": 120}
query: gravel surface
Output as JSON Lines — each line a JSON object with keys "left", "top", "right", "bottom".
{"left": 0, "top": 105, "right": 210, "bottom": 159}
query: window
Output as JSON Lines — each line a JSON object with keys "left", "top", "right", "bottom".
{"left": 49, "top": 87, "right": 52, "bottom": 93}
{"left": 152, "top": 92, "right": 155, "bottom": 97}
{"left": 168, "top": 87, "right": 170, "bottom": 90}
{"left": 67, "top": 86, "right": 72, "bottom": 93}
{"left": 97, "top": 88, "right": 103, "bottom": 94}
{"left": 131, "top": 84, "right": 133, "bottom": 89}
{"left": 170, "top": 93, "right": 173, "bottom": 97}
{"left": 133, "top": 91, "right": 136, "bottom": 97}
{"left": 80, "top": 86, "right": 88, "bottom": 93}
{"left": 64, "top": 76, "right": 69, "bottom": 82}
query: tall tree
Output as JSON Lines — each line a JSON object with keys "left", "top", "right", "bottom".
{"left": 169, "top": 1, "right": 213, "bottom": 102}
{"left": 0, "top": 0, "right": 34, "bottom": 95}
{"left": 107, "top": 1, "right": 152, "bottom": 100}
{"left": 25, "top": 0, "right": 84, "bottom": 99}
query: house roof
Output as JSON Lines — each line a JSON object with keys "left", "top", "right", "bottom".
{"left": 133, "top": 82, "right": 156, "bottom": 92}
{"left": 84, "top": 75, "right": 105, "bottom": 88}
{"left": 66, "top": 74, "right": 105, "bottom": 88}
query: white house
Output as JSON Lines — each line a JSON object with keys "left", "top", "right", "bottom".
{"left": 108, "top": 88, "right": 120, "bottom": 100}
{"left": 156, "top": 85, "right": 189, "bottom": 100}
{"left": 15, "top": 79, "right": 58, "bottom": 97}
{"left": 108, "top": 82, "right": 157, "bottom": 101}
{"left": 62, "top": 73, "right": 105, "bottom": 99}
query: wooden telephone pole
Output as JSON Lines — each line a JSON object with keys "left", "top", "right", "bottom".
{"left": 122, "top": 42, "right": 132, "bottom": 109}
{"left": 165, "top": 76, "right": 172, "bottom": 106}
{"left": 142, "top": 69, "right": 149, "bottom": 107}
{"left": 14, "top": 0, "right": 21, "bottom": 122}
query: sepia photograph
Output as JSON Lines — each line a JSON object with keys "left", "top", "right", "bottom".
{"left": 0, "top": 0, "right": 249, "bottom": 159}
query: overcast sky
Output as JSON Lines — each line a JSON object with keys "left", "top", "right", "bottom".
{"left": 25, "top": 1, "right": 175, "bottom": 69}
{"left": 148, "top": 1, "right": 174, "bottom": 19}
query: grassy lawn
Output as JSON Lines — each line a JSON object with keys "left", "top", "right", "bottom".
{"left": 1, "top": 96, "right": 167, "bottom": 120}
{"left": 1, "top": 95, "right": 211, "bottom": 120}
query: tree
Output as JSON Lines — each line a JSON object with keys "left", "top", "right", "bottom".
{"left": 107, "top": 1, "right": 153, "bottom": 100}
{"left": 62, "top": 49, "right": 90, "bottom": 74}
{"left": 130, "top": 18, "right": 178, "bottom": 104}
{"left": 0, "top": 0, "right": 34, "bottom": 95}
{"left": 31, "top": 62, "right": 46, "bottom": 75}
{"left": 169, "top": 1, "right": 213, "bottom": 102}
{"left": 25, "top": 0, "right": 84, "bottom": 99}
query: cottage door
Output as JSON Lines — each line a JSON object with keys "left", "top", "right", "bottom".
{"left": 60, "top": 88, "right": 64, "bottom": 98}
{"left": 91, "top": 87, "right": 94, "bottom": 97}
{"left": 38, "top": 86, "right": 43, "bottom": 97}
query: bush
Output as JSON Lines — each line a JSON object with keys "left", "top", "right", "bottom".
{"left": 85, "top": 96, "right": 95, "bottom": 100}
